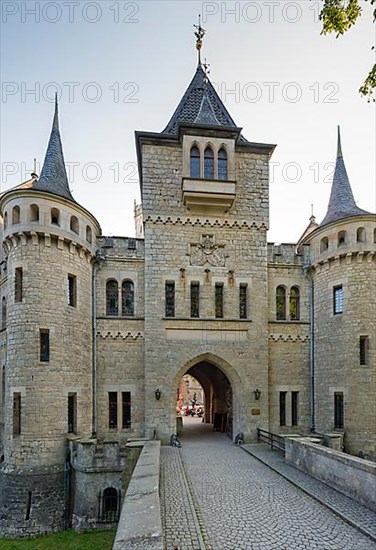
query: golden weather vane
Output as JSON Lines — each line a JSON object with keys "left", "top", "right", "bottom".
{"left": 193, "top": 15, "right": 206, "bottom": 66}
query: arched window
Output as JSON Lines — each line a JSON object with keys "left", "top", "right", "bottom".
{"left": 51, "top": 208, "right": 60, "bottom": 226}
{"left": 106, "top": 280, "right": 118, "bottom": 316}
{"left": 12, "top": 206, "right": 20, "bottom": 225}
{"left": 70, "top": 216, "right": 79, "bottom": 235}
{"left": 276, "top": 286, "right": 286, "bottom": 320}
{"left": 356, "top": 227, "right": 366, "bottom": 243}
{"left": 86, "top": 225, "right": 92, "bottom": 244}
{"left": 1, "top": 297, "right": 6, "bottom": 329}
{"left": 320, "top": 236, "right": 328, "bottom": 253}
{"left": 122, "top": 280, "right": 134, "bottom": 316}
{"left": 338, "top": 231, "right": 346, "bottom": 246}
{"left": 190, "top": 146, "right": 200, "bottom": 178}
{"left": 30, "top": 204, "right": 39, "bottom": 222}
{"left": 218, "top": 148, "right": 228, "bottom": 180}
{"left": 289, "top": 286, "right": 300, "bottom": 320}
{"left": 101, "top": 487, "right": 119, "bottom": 522}
{"left": 3, "top": 212, "right": 8, "bottom": 230}
{"left": 204, "top": 146, "right": 214, "bottom": 179}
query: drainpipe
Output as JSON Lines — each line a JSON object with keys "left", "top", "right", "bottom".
{"left": 92, "top": 249, "right": 105, "bottom": 437}
{"left": 305, "top": 267, "right": 315, "bottom": 433}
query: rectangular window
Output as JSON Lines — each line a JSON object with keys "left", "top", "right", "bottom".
{"left": 109, "top": 392, "right": 118, "bottom": 430}
{"left": 68, "top": 393, "right": 77, "bottom": 434}
{"left": 359, "top": 336, "right": 369, "bottom": 365}
{"left": 239, "top": 284, "right": 247, "bottom": 319}
{"left": 40, "top": 329, "right": 50, "bottom": 362}
{"left": 190, "top": 282, "right": 200, "bottom": 318}
{"left": 334, "top": 392, "right": 344, "bottom": 429}
{"left": 122, "top": 392, "right": 131, "bottom": 429}
{"left": 13, "top": 392, "right": 21, "bottom": 436}
{"left": 15, "top": 267, "right": 23, "bottom": 303}
{"left": 333, "top": 285, "right": 343, "bottom": 314}
{"left": 215, "top": 283, "right": 224, "bottom": 319}
{"left": 291, "top": 391, "right": 299, "bottom": 426}
{"left": 68, "top": 274, "right": 77, "bottom": 307}
{"left": 165, "top": 282, "right": 175, "bottom": 318}
{"left": 279, "top": 391, "right": 286, "bottom": 426}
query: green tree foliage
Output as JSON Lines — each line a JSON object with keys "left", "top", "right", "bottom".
{"left": 319, "top": 0, "right": 375, "bottom": 100}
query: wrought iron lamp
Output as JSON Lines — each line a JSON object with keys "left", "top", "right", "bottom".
{"left": 253, "top": 388, "right": 261, "bottom": 400}
{"left": 155, "top": 388, "right": 161, "bottom": 401}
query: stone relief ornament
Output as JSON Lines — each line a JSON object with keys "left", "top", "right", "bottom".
{"left": 190, "top": 234, "right": 226, "bottom": 267}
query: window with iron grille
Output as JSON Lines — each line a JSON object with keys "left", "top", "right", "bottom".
{"left": 334, "top": 392, "right": 344, "bottom": 429}
{"left": 279, "top": 392, "right": 286, "bottom": 426}
{"left": 106, "top": 280, "right": 118, "bottom": 316}
{"left": 239, "top": 284, "right": 247, "bottom": 319}
{"left": 68, "top": 393, "right": 77, "bottom": 434}
{"left": 276, "top": 286, "right": 286, "bottom": 320}
{"left": 190, "top": 282, "right": 200, "bottom": 318}
{"left": 333, "top": 285, "right": 343, "bottom": 315}
{"left": 15, "top": 268, "right": 23, "bottom": 303}
{"left": 97, "top": 487, "right": 121, "bottom": 523}
{"left": 291, "top": 392, "right": 299, "bottom": 426}
{"left": 122, "top": 392, "right": 131, "bottom": 429}
{"left": 165, "top": 282, "right": 175, "bottom": 317}
{"left": 68, "top": 274, "right": 77, "bottom": 307}
{"left": 13, "top": 392, "right": 21, "bottom": 436}
{"left": 359, "top": 336, "right": 369, "bottom": 365}
{"left": 40, "top": 329, "right": 50, "bottom": 362}
{"left": 215, "top": 283, "right": 224, "bottom": 318}
{"left": 109, "top": 392, "right": 118, "bottom": 430}
{"left": 122, "top": 280, "right": 134, "bottom": 316}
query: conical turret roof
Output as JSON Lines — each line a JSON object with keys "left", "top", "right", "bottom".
{"left": 320, "top": 127, "right": 370, "bottom": 226}
{"left": 33, "top": 96, "right": 74, "bottom": 202}
{"left": 162, "top": 65, "right": 247, "bottom": 141}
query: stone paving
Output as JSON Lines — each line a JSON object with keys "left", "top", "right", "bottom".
{"left": 242, "top": 443, "right": 376, "bottom": 542}
{"left": 160, "top": 417, "right": 376, "bottom": 550}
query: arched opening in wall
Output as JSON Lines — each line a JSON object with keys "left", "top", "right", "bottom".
{"left": 12, "top": 206, "right": 20, "bottom": 225}
{"left": 218, "top": 147, "right": 228, "bottom": 180}
{"left": 320, "top": 236, "right": 328, "bottom": 253}
{"left": 70, "top": 216, "right": 79, "bottom": 235}
{"left": 98, "top": 487, "right": 120, "bottom": 523}
{"left": 106, "top": 280, "right": 118, "bottom": 316}
{"left": 276, "top": 285, "right": 286, "bottom": 320}
{"left": 122, "top": 280, "right": 134, "bottom": 316}
{"left": 357, "top": 227, "right": 366, "bottom": 243}
{"left": 338, "top": 230, "right": 346, "bottom": 246}
{"left": 86, "top": 225, "right": 92, "bottom": 244}
{"left": 51, "top": 208, "right": 60, "bottom": 226}
{"left": 176, "top": 361, "right": 233, "bottom": 439}
{"left": 30, "top": 204, "right": 39, "bottom": 222}
{"left": 289, "top": 286, "right": 300, "bottom": 320}
{"left": 204, "top": 146, "right": 215, "bottom": 179}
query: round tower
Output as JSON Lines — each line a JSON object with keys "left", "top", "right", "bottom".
{"left": 303, "top": 128, "right": 376, "bottom": 458}
{"left": 0, "top": 99, "right": 101, "bottom": 536}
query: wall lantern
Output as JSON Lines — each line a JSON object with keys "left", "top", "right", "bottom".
{"left": 155, "top": 388, "right": 161, "bottom": 401}
{"left": 253, "top": 388, "right": 261, "bottom": 400}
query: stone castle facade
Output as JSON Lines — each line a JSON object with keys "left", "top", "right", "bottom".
{"left": 0, "top": 59, "right": 375, "bottom": 536}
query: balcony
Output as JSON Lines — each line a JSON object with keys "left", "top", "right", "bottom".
{"left": 182, "top": 178, "right": 236, "bottom": 213}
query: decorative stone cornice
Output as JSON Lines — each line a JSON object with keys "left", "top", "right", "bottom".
{"left": 269, "top": 334, "right": 310, "bottom": 342}
{"left": 144, "top": 215, "right": 268, "bottom": 230}
{"left": 96, "top": 330, "right": 144, "bottom": 340}
{"left": 312, "top": 251, "right": 375, "bottom": 272}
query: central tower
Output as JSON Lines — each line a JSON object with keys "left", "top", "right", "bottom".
{"left": 136, "top": 27, "right": 275, "bottom": 441}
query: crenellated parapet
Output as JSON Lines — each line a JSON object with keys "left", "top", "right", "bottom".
{"left": 69, "top": 438, "right": 127, "bottom": 472}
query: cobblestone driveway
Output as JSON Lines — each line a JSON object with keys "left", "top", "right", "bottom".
{"left": 160, "top": 417, "right": 376, "bottom": 550}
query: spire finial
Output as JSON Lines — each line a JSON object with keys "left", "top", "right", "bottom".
{"left": 194, "top": 15, "right": 206, "bottom": 66}
{"left": 337, "top": 125, "right": 343, "bottom": 158}
{"left": 53, "top": 92, "right": 59, "bottom": 130}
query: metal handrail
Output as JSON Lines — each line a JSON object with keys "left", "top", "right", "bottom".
{"left": 257, "top": 428, "right": 286, "bottom": 452}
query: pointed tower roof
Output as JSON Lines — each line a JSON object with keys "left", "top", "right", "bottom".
{"left": 162, "top": 65, "right": 247, "bottom": 141}
{"left": 33, "top": 96, "right": 74, "bottom": 202}
{"left": 320, "top": 127, "right": 370, "bottom": 226}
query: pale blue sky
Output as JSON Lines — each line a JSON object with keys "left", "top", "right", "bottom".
{"left": 1, "top": 1, "right": 375, "bottom": 241}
